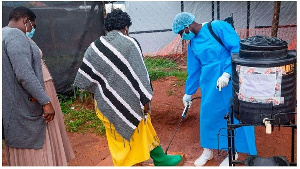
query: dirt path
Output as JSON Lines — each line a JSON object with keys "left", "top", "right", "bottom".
{"left": 2, "top": 76, "right": 297, "bottom": 166}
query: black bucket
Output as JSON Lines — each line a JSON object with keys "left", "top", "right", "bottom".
{"left": 245, "top": 155, "right": 289, "bottom": 166}
{"left": 232, "top": 35, "right": 296, "bottom": 125}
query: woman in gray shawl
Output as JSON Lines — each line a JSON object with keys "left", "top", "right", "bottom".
{"left": 74, "top": 9, "right": 182, "bottom": 166}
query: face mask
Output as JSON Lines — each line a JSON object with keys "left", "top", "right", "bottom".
{"left": 25, "top": 21, "right": 35, "bottom": 39}
{"left": 182, "top": 28, "right": 195, "bottom": 41}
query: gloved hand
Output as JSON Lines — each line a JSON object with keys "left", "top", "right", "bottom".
{"left": 216, "top": 72, "right": 230, "bottom": 91}
{"left": 182, "top": 94, "right": 192, "bottom": 108}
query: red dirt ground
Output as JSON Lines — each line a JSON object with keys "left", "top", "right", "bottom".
{"left": 2, "top": 76, "right": 297, "bottom": 166}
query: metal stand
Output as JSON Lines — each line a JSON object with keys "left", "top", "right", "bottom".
{"left": 225, "top": 104, "right": 297, "bottom": 166}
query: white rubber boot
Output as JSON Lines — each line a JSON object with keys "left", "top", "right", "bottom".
{"left": 219, "top": 153, "right": 238, "bottom": 166}
{"left": 194, "top": 148, "right": 213, "bottom": 166}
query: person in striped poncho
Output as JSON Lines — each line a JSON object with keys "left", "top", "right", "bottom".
{"left": 74, "top": 9, "right": 182, "bottom": 166}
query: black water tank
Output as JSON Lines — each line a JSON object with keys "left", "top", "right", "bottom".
{"left": 232, "top": 35, "right": 296, "bottom": 125}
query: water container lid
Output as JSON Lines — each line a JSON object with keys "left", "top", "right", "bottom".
{"left": 240, "top": 35, "right": 288, "bottom": 51}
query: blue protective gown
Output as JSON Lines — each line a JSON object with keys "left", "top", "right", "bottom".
{"left": 185, "top": 20, "right": 257, "bottom": 155}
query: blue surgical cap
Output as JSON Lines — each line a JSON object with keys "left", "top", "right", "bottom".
{"left": 172, "top": 12, "right": 195, "bottom": 34}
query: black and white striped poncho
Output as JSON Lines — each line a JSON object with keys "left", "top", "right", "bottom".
{"left": 74, "top": 31, "right": 153, "bottom": 141}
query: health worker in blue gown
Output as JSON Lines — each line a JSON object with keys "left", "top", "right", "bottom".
{"left": 172, "top": 12, "right": 257, "bottom": 166}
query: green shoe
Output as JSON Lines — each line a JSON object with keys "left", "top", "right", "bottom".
{"left": 150, "top": 146, "right": 182, "bottom": 166}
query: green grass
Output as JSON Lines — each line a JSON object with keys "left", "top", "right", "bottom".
{"left": 64, "top": 107, "right": 105, "bottom": 134}
{"left": 144, "top": 57, "right": 187, "bottom": 81}
{"left": 59, "top": 91, "right": 105, "bottom": 135}
{"left": 59, "top": 57, "right": 186, "bottom": 135}
{"left": 167, "top": 90, "right": 174, "bottom": 96}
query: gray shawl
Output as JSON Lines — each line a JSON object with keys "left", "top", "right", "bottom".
{"left": 74, "top": 31, "right": 153, "bottom": 141}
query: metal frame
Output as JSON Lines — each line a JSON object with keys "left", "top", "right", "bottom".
{"left": 224, "top": 104, "right": 297, "bottom": 166}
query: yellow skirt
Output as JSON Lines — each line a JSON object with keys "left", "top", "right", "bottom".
{"left": 95, "top": 101, "right": 160, "bottom": 166}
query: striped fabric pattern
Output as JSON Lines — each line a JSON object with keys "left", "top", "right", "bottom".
{"left": 74, "top": 31, "right": 153, "bottom": 141}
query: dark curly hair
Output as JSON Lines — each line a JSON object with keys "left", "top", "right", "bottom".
{"left": 104, "top": 9, "right": 132, "bottom": 32}
{"left": 9, "top": 6, "right": 36, "bottom": 21}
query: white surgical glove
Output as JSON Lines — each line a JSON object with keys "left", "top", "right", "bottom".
{"left": 183, "top": 94, "right": 192, "bottom": 108}
{"left": 216, "top": 72, "right": 230, "bottom": 91}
